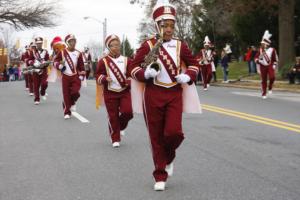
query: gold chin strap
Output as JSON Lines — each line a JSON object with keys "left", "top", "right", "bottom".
{"left": 160, "top": 19, "right": 164, "bottom": 38}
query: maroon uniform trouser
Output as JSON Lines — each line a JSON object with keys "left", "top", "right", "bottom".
{"left": 33, "top": 70, "right": 48, "bottom": 102}
{"left": 28, "top": 73, "right": 34, "bottom": 94}
{"left": 62, "top": 74, "right": 81, "bottom": 115}
{"left": 260, "top": 65, "right": 275, "bottom": 96}
{"left": 104, "top": 88, "right": 133, "bottom": 143}
{"left": 201, "top": 64, "right": 212, "bottom": 88}
{"left": 143, "top": 84, "right": 184, "bottom": 182}
{"left": 24, "top": 74, "right": 29, "bottom": 89}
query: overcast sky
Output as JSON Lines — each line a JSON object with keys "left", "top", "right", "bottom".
{"left": 14, "top": 0, "right": 145, "bottom": 50}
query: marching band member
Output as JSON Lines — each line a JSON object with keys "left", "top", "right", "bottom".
{"left": 255, "top": 30, "right": 278, "bottom": 99}
{"left": 25, "top": 42, "right": 36, "bottom": 96}
{"left": 196, "top": 36, "right": 214, "bottom": 90}
{"left": 82, "top": 47, "right": 92, "bottom": 80}
{"left": 127, "top": 0, "right": 201, "bottom": 191}
{"left": 54, "top": 34, "right": 85, "bottom": 119}
{"left": 20, "top": 45, "right": 29, "bottom": 91}
{"left": 30, "top": 37, "right": 50, "bottom": 104}
{"left": 95, "top": 34, "right": 133, "bottom": 148}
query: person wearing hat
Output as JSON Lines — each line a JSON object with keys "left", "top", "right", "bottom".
{"left": 25, "top": 42, "right": 38, "bottom": 97}
{"left": 28, "top": 37, "right": 50, "bottom": 105}
{"left": 95, "top": 34, "right": 133, "bottom": 148}
{"left": 54, "top": 34, "right": 85, "bottom": 119}
{"left": 196, "top": 36, "right": 214, "bottom": 90}
{"left": 255, "top": 30, "right": 278, "bottom": 99}
{"left": 82, "top": 47, "right": 92, "bottom": 80}
{"left": 127, "top": 0, "right": 201, "bottom": 191}
{"left": 20, "top": 45, "right": 30, "bottom": 91}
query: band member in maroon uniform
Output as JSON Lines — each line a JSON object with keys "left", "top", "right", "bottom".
{"left": 54, "top": 34, "right": 85, "bottom": 119}
{"left": 25, "top": 42, "right": 36, "bottom": 96}
{"left": 95, "top": 34, "right": 133, "bottom": 148}
{"left": 196, "top": 36, "right": 214, "bottom": 90}
{"left": 82, "top": 47, "right": 92, "bottom": 79}
{"left": 127, "top": 0, "right": 200, "bottom": 191}
{"left": 27, "top": 37, "right": 50, "bottom": 104}
{"left": 255, "top": 30, "right": 278, "bottom": 99}
{"left": 20, "top": 45, "right": 29, "bottom": 91}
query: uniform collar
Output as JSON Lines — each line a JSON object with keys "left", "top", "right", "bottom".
{"left": 109, "top": 53, "right": 121, "bottom": 59}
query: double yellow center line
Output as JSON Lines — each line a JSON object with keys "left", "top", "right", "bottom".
{"left": 202, "top": 104, "right": 300, "bottom": 134}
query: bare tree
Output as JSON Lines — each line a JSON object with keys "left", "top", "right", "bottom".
{"left": 130, "top": 0, "right": 198, "bottom": 43}
{"left": 85, "top": 40, "right": 103, "bottom": 60}
{"left": 0, "top": 25, "right": 15, "bottom": 49}
{"left": 0, "top": 0, "right": 60, "bottom": 30}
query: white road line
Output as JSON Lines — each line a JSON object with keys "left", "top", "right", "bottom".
{"left": 232, "top": 91, "right": 300, "bottom": 102}
{"left": 71, "top": 111, "right": 90, "bottom": 123}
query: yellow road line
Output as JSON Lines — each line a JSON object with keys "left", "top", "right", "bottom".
{"left": 202, "top": 105, "right": 300, "bottom": 134}
{"left": 203, "top": 104, "right": 300, "bottom": 129}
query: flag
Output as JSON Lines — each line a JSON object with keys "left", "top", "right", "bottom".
{"left": 43, "top": 39, "right": 48, "bottom": 49}
{"left": 15, "top": 39, "right": 20, "bottom": 49}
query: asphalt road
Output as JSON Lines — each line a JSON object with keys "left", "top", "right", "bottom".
{"left": 1, "top": 81, "right": 300, "bottom": 200}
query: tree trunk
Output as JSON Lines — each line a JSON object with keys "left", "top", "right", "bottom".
{"left": 278, "top": 0, "right": 295, "bottom": 69}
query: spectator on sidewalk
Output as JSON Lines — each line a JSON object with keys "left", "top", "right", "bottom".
{"left": 287, "top": 57, "right": 300, "bottom": 84}
{"left": 221, "top": 49, "right": 229, "bottom": 83}
{"left": 245, "top": 46, "right": 252, "bottom": 75}
{"left": 250, "top": 46, "right": 257, "bottom": 74}
{"left": 8, "top": 65, "right": 15, "bottom": 81}
{"left": 14, "top": 65, "right": 19, "bottom": 81}
{"left": 3, "top": 65, "right": 9, "bottom": 81}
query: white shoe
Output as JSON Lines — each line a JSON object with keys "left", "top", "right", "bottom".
{"left": 112, "top": 142, "right": 120, "bottom": 148}
{"left": 64, "top": 114, "right": 71, "bottom": 119}
{"left": 45, "top": 93, "right": 48, "bottom": 96}
{"left": 154, "top": 182, "right": 166, "bottom": 191}
{"left": 268, "top": 90, "right": 272, "bottom": 95}
{"left": 120, "top": 130, "right": 126, "bottom": 136}
{"left": 204, "top": 88, "right": 208, "bottom": 91}
{"left": 70, "top": 105, "right": 76, "bottom": 112}
{"left": 262, "top": 95, "right": 267, "bottom": 99}
{"left": 165, "top": 162, "right": 174, "bottom": 177}
{"left": 34, "top": 101, "right": 40, "bottom": 105}
{"left": 41, "top": 95, "right": 47, "bottom": 101}
{"left": 207, "top": 84, "right": 210, "bottom": 88}
{"left": 29, "top": 93, "right": 34, "bottom": 96}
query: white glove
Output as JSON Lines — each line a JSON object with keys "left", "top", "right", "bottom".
{"left": 33, "top": 60, "right": 41, "bottom": 67}
{"left": 175, "top": 74, "right": 191, "bottom": 83}
{"left": 79, "top": 75, "right": 84, "bottom": 81}
{"left": 273, "top": 64, "right": 277, "bottom": 70}
{"left": 58, "top": 64, "right": 64, "bottom": 70}
{"left": 144, "top": 68, "right": 160, "bottom": 79}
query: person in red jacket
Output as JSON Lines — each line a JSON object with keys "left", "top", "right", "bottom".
{"left": 54, "top": 34, "right": 86, "bottom": 119}
{"left": 127, "top": 0, "right": 201, "bottom": 191}
{"left": 95, "top": 34, "right": 133, "bottom": 148}
{"left": 26, "top": 37, "right": 50, "bottom": 105}
{"left": 255, "top": 30, "right": 278, "bottom": 99}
